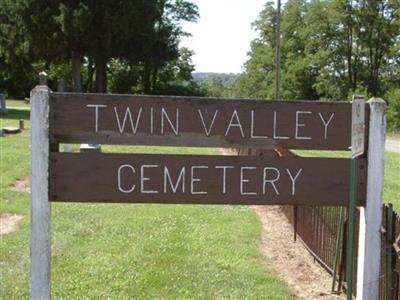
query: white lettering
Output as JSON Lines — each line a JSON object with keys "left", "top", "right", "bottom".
{"left": 318, "top": 112, "right": 335, "bottom": 140}
{"left": 251, "top": 110, "right": 268, "bottom": 139}
{"left": 150, "top": 107, "right": 154, "bottom": 135}
{"left": 117, "top": 164, "right": 135, "bottom": 193}
{"left": 164, "top": 166, "right": 185, "bottom": 193}
{"left": 215, "top": 166, "right": 234, "bottom": 194}
{"left": 225, "top": 110, "right": 245, "bottom": 137}
{"left": 286, "top": 168, "right": 303, "bottom": 195}
{"left": 198, "top": 109, "right": 218, "bottom": 136}
{"left": 114, "top": 106, "right": 142, "bottom": 134}
{"left": 141, "top": 165, "right": 159, "bottom": 194}
{"left": 263, "top": 167, "right": 280, "bottom": 195}
{"left": 161, "top": 108, "right": 179, "bottom": 136}
{"left": 191, "top": 166, "right": 208, "bottom": 194}
{"left": 240, "top": 167, "right": 257, "bottom": 195}
{"left": 295, "top": 111, "right": 312, "bottom": 140}
{"left": 87, "top": 104, "right": 107, "bottom": 133}
{"left": 273, "top": 111, "right": 289, "bottom": 139}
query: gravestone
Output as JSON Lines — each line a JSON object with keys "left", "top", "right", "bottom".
{"left": 79, "top": 143, "right": 101, "bottom": 153}
{"left": 3, "top": 127, "right": 21, "bottom": 134}
{"left": 0, "top": 94, "right": 7, "bottom": 113}
{"left": 57, "top": 79, "right": 65, "bottom": 93}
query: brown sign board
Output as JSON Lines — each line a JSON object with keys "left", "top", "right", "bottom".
{"left": 50, "top": 153, "right": 367, "bottom": 206}
{"left": 50, "top": 93, "right": 359, "bottom": 150}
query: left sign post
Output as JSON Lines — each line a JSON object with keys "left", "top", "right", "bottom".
{"left": 30, "top": 86, "right": 51, "bottom": 300}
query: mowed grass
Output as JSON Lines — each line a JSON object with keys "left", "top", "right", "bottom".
{"left": 384, "top": 152, "right": 400, "bottom": 211}
{"left": 5, "top": 99, "right": 30, "bottom": 110}
{"left": 0, "top": 108, "right": 294, "bottom": 299}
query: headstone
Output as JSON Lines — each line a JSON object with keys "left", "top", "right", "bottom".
{"left": 79, "top": 143, "right": 101, "bottom": 153}
{"left": 63, "top": 144, "right": 72, "bottom": 152}
{"left": 3, "top": 127, "right": 21, "bottom": 134}
{"left": 0, "top": 94, "right": 7, "bottom": 113}
{"left": 19, "top": 119, "right": 25, "bottom": 130}
{"left": 57, "top": 79, "right": 65, "bottom": 93}
{"left": 0, "top": 129, "right": 4, "bottom": 137}
{"left": 39, "top": 71, "right": 48, "bottom": 85}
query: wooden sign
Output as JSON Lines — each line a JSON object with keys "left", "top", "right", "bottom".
{"left": 50, "top": 93, "right": 355, "bottom": 150}
{"left": 50, "top": 153, "right": 367, "bottom": 206}
{"left": 33, "top": 89, "right": 385, "bottom": 300}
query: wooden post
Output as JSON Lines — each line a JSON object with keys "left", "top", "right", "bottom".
{"left": 30, "top": 85, "right": 51, "bottom": 300}
{"left": 356, "top": 98, "right": 386, "bottom": 300}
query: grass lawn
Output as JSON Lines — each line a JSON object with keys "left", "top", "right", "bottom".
{"left": 4, "top": 99, "right": 30, "bottom": 110}
{"left": 0, "top": 108, "right": 294, "bottom": 299}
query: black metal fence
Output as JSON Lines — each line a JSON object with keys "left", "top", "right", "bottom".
{"left": 281, "top": 204, "right": 400, "bottom": 299}
{"left": 236, "top": 147, "right": 400, "bottom": 299}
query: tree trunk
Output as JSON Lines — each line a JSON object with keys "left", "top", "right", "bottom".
{"left": 151, "top": 68, "right": 158, "bottom": 94}
{"left": 86, "top": 57, "right": 95, "bottom": 93}
{"left": 95, "top": 57, "right": 107, "bottom": 93}
{"left": 143, "top": 62, "right": 151, "bottom": 94}
{"left": 71, "top": 51, "right": 83, "bottom": 93}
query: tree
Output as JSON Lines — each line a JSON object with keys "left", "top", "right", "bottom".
{"left": 234, "top": 0, "right": 400, "bottom": 102}
{"left": 139, "top": 0, "right": 199, "bottom": 94}
{"left": 0, "top": 0, "right": 198, "bottom": 95}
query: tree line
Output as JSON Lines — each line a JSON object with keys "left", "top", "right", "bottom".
{"left": 0, "top": 0, "right": 200, "bottom": 97}
{"left": 231, "top": 0, "right": 399, "bottom": 130}
{"left": 1, "top": 0, "right": 399, "bottom": 130}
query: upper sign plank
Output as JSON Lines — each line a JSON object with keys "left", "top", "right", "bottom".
{"left": 50, "top": 93, "right": 353, "bottom": 150}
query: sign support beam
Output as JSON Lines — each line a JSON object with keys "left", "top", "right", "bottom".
{"left": 30, "top": 86, "right": 51, "bottom": 300}
{"left": 346, "top": 157, "right": 358, "bottom": 299}
{"left": 356, "top": 98, "right": 386, "bottom": 300}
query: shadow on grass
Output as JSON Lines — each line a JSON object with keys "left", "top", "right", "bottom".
{"left": 0, "top": 109, "right": 30, "bottom": 121}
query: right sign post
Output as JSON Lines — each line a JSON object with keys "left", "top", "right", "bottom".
{"left": 347, "top": 95, "right": 366, "bottom": 300}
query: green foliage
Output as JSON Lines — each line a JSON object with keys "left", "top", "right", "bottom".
{"left": 108, "top": 59, "right": 142, "bottom": 94}
{"left": 108, "top": 48, "right": 202, "bottom": 96}
{"left": 235, "top": 0, "right": 400, "bottom": 104}
{"left": 194, "top": 73, "right": 240, "bottom": 98}
{"left": 385, "top": 89, "right": 400, "bottom": 131}
{"left": 0, "top": 0, "right": 199, "bottom": 95}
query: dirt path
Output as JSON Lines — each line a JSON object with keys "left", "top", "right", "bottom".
{"left": 10, "top": 176, "right": 30, "bottom": 193}
{"left": 386, "top": 139, "right": 400, "bottom": 153}
{"left": 0, "top": 213, "right": 24, "bottom": 235}
{"left": 255, "top": 206, "right": 345, "bottom": 300}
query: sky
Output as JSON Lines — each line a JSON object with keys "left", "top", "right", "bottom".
{"left": 180, "top": 0, "right": 268, "bottom": 74}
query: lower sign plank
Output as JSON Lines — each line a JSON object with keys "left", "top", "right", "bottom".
{"left": 50, "top": 153, "right": 366, "bottom": 206}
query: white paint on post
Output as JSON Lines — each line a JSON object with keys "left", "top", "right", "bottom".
{"left": 356, "top": 98, "right": 386, "bottom": 300}
{"left": 30, "top": 85, "right": 51, "bottom": 300}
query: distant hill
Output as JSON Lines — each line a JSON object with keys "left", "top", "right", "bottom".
{"left": 192, "top": 72, "right": 239, "bottom": 80}
{"left": 192, "top": 73, "right": 240, "bottom": 98}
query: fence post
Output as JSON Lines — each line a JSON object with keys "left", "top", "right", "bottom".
{"left": 356, "top": 98, "right": 386, "bottom": 300}
{"left": 30, "top": 85, "right": 51, "bottom": 300}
